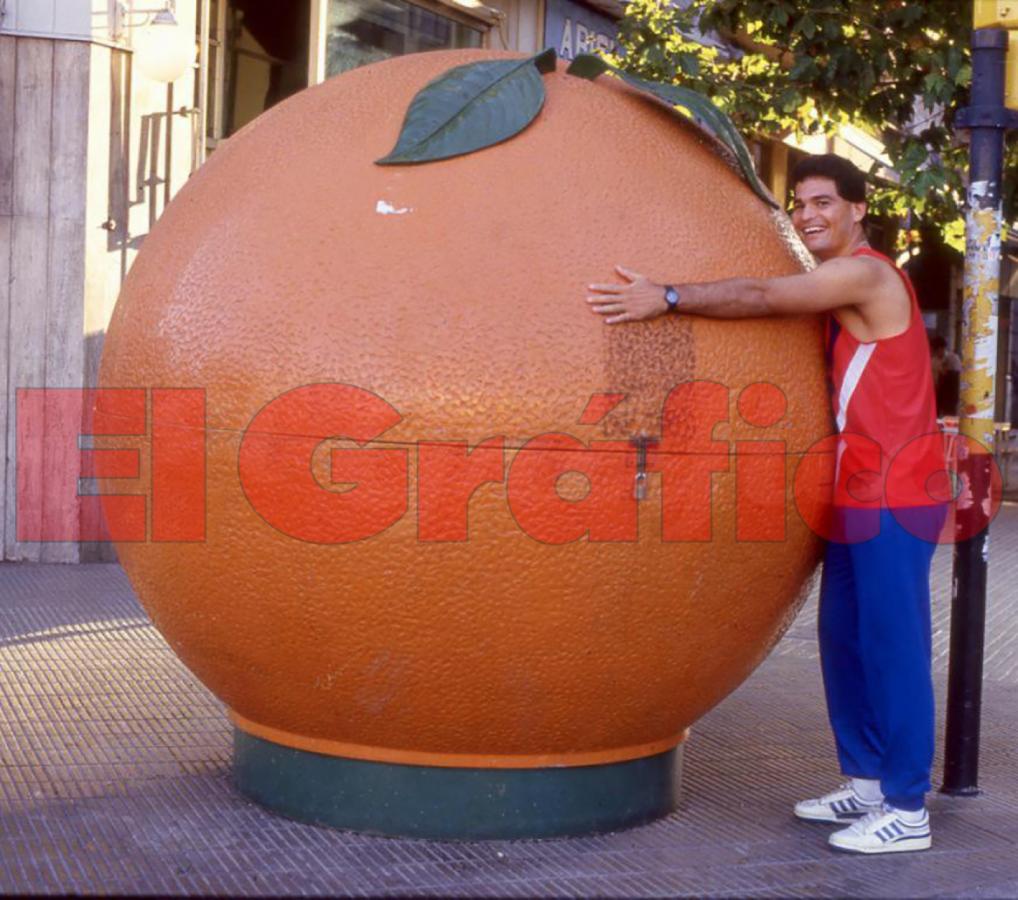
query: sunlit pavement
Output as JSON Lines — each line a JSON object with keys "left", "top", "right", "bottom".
{"left": 1, "top": 506, "right": 1016, "bottom": 897}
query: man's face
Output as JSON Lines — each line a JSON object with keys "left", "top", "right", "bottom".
{"left": 791, "top": 176, "right": 866, "bottom": 261}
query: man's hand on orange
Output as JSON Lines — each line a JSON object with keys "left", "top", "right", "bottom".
{"left": 587, "top": 265, "right": 668, "bottom": 324}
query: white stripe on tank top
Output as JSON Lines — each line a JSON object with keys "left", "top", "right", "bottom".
{"left": 835, "top": 342, "right": 877, "bottom": 433}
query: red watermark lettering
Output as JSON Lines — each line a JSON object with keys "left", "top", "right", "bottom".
{"left": 16, "top": 381, "right": 999, "bottom": 547}
{"left": 238, "top": 383, "right": 407, "bottom": 543}
{"left": 417, "top": 437, "right": 505, "bottom": 542}
{"left": 507, "top": 433, "right": 635, "bottom": 543}
{"left": 17, "top": 387, "right": 204, "bottom": 542}
{"left": 887, "top": 431, "right": 1002, "bottom": 544}
{"left": 794, "top": 432, "right": 883, "bottom": 543}
{"left": 650, "top": 381, "right": 730, "bottom": 542}
{"left": 151, "top": 388, "right": 207, "bottom": 542}
{"left": 735, "top": 382, "right": 788, "bottom": 542}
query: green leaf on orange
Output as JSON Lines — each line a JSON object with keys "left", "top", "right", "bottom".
{"left": 376, "top": 48, "right": 557, "bottom": 165}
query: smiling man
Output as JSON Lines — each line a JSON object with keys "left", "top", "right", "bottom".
{"left": 587, "top": 153, "right": 946, "bottom": 855}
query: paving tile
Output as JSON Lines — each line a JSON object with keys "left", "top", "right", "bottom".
{"left": 1, "top": 506, "right": 1017, "bottom": 895}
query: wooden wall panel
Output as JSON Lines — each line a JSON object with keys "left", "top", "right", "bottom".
{"left": 0, "top": 212, "right": 10, "bottom": 558}
{"left": 49, "top": 40, "right": 89, "bottom": 223}
{"left": 5, "top": 216, "right": 49, "bottom": 561}
{"left": 40, "top": 41, "right": 89, "bottom": 563}
{"left": 0, "top": 32, "right": 198, "bottom": 561}
{"left": 10, "top": 39, "right": 51, "bottom": 218}
{"left": 0, "top": 36, "right": 15, "bottom": 217}
{"left": 4, "top": 38, "right": 53, "bottom": 561}
{"left": 0, "top": 35, "right": 17, "bottom": 556}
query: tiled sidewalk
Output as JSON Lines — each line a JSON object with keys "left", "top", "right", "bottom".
{"left": 1, "top": 507, "right": 1016, "bottom": 896}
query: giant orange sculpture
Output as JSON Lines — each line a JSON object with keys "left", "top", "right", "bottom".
{"left": 99, "top": 49, "right": 831, "bottom": 838}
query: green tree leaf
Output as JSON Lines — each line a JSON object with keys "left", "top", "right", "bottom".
{"left": 613, "top": 0, "right": 1017, "bottom": 240}
{"left": 566, "top": 53, "right": 778, "bottom": 209}
{"left": 376, "top": 48, "right": 556, "bottom": 165}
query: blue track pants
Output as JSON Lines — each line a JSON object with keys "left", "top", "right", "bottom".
{"left": 818, "top": 506, "right": 945, "bottom": 811}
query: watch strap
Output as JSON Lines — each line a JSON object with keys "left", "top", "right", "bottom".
{"left": 663, "top": 285, "right": 680, "bottom": 313}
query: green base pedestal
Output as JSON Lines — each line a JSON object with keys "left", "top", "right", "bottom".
{"left": 233, "top": 729, "right": 683, "bottom": 840}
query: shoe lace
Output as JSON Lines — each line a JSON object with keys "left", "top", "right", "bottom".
{"left": 822, "top": 781, "right": 882, "bottom": 807}
{"left": 844, "top": 804, "right": 892, "bottom": 836}
{"left": 819, "top": 781, "right": 854, "bottom": 804}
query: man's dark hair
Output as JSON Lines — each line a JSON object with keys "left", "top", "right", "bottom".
{"left": 791, "top": 154, "right": 867, "bottom": 203}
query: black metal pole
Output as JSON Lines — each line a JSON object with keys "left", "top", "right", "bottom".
{"left": 942, "top": 488, "right": 990, "bottom": 795}
{"left": 941, "top": 28, "right": 1013, "bottom": 796}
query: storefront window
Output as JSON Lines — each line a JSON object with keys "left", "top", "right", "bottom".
{"left": 202, "top": 0, "right": 310, "bottom": 144}
{"left": 326, "top": 0, "right": 483, "bottom": 79}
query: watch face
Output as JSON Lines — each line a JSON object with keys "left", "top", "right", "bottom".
{"left": 665, "top": 287, "right": 679, "bottom": 308}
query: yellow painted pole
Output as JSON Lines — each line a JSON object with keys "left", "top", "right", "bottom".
{"left": 942, "top": 23, "right": 1017, "bottom": 795}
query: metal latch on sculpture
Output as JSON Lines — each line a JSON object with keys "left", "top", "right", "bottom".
{"left": 630, "top": 434, "right": 658, "bottom": 501}
{"left": 634, "top": 472, "right": 648, "bottom": 501}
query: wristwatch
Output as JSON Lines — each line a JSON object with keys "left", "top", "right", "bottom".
{"left": 663, "top": 285, "right": 681, "bottom": 313}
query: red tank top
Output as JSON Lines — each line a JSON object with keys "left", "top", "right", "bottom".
{"left": 826, "top": 248, "right": 943, "bottom": 508}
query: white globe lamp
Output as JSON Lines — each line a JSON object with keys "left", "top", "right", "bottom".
{"left": 133, "top": 8, "right": 195, "bottom": 83}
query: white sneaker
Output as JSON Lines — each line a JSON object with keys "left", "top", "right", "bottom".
{"left": 828, "top": 805, "right": 932, "bottom": 854}
{"left": 794, "top": 782, "right": 882, "bottom": 823}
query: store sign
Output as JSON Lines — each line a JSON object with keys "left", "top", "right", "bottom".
{"left": 543, "top": 0, "right": 617, "bottom": 60}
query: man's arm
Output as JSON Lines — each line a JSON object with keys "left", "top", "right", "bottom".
{"left": 587, "top": 257, "right": 890, "bottom": 325}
